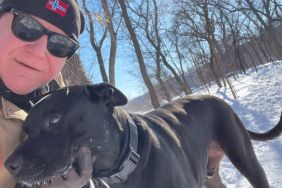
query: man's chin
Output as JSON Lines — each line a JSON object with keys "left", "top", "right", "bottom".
{"left": 2, "top": 79, "right": 40, "bottom": 95}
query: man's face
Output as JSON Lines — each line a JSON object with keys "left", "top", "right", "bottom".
{"left": 0, "top": 12, "right": 67, "bottom": 94}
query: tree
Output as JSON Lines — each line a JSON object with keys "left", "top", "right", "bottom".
{"left": 141, "top": 0, "right": 192, "bottom": 95}
{"left": 117, "top": 0, "right": 160, "bottom": 108}
{"left": 82, "top": 0, "right": 109, "bottom": 83}
{"left": 173, "top": 0, "right": 237, "bottom": 97}
{"left": 101, "top": 0, "right": 120, "bottom": 85}
{"left": 243, "top": 0, "right": 282, "bottom": 59}
{"left": 63, "top": 54, "right": 92, "bottom": 85}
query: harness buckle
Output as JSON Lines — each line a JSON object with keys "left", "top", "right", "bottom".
{"left": 105, "top": 147, "right": 140, "bottom": 184}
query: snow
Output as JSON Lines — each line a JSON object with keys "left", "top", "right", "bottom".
{"left": 194, "top": 61, "right": 282, "bottom": 188}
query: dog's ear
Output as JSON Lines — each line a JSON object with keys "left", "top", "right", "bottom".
{"left": 85, "top": 83, "right": 128, "bottom": 107}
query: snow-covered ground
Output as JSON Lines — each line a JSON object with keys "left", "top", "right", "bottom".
{"left": 194, "top": 61, "right": 282, "bottom": 188}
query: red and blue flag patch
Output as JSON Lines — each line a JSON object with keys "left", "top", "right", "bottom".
{"left": 45, "top": 0, "right": 69, "bottom": 17}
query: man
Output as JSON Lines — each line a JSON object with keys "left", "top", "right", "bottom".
{"left": 0, "top": 0, "right": 93, "bottom": 187}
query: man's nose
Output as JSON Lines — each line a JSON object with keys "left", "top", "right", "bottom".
{"left": 26, "top": 36, "right": 48, "bottom": 58}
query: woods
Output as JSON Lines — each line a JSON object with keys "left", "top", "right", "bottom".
{"left": 77, "top": 0, "right": 282, "bottom": 108}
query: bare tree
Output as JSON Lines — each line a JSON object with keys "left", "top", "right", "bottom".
{"left": 139, "top": 0, "right": 192, "bottom": 95}
{"left": 101, "top": 0, "right": 120, "bottom": 85}
{"left": 117, "top": 0, "right": 160, "bottom": 108}
{"left": 173, "top": 0, "right": 238, "bottom": 97}
{"left": 173, "top": 0, "right": 222, "bottom": 87}
{"left": 81, "top": 0, "right": 109, "bottom": 82}
{"left": 242, "top": 0, "right": 282, "bottom": 58}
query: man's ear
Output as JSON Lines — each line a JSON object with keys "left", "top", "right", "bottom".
{"left": 85, "top": 83, "right": 128, "bottom": 107}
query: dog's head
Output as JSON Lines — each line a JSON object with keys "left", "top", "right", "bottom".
{"left": 4, "top": 83, "right": 128, "bottom": 186}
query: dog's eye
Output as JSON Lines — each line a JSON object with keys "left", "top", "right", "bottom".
{"left": 49, "top": 114, "right": 62, "bottom": 125}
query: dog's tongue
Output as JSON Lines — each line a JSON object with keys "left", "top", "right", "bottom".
{"left": 39, "top": 146, "right": 95, "bottom": 188}
{"left": 76, "top": 146, "right": 96, "bottom": 176}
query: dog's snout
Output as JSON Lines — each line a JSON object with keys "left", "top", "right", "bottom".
{"left": 4, "top": 155, "right": 24, "bottom": 175}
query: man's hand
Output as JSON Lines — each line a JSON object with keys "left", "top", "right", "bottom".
{"left": 39, "top": 146, "right": 94, "bottom": 188}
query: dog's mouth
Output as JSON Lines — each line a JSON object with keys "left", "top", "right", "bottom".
{"left": 21, "top": 146, "right": 96, "bottom": 187}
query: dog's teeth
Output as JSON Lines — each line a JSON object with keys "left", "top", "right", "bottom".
{"left": 48, "top": 179, "right": 53, "bottom": 184}
{"left": 61, "top": 174, "right": 68, "bottom": 180}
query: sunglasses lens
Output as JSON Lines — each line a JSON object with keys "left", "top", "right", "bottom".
{"left": 11, "top": 9, "right": 79, "bottom": 58}
{"left": 48, "top": 35, "right": 77, "bottom": 58}
{"left": 12, "top": 14, "right": 44, "bottom": 42}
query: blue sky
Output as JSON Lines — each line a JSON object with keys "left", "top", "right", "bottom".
{"left": 78, "top": 31, "right": 147, "bottom": 100}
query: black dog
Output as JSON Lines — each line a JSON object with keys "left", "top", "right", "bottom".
{"left": 5, "top": 83, "right": 282, "bottom": 188}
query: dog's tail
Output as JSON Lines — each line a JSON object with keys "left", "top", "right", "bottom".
{"left": 248, "top": 112, "right": 282, "bottom": 141}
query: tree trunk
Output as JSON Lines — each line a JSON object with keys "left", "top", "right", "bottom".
{"left": 161, "top": 54, "right": 192, "bottom": 94}
{"left": 101, "top": 0, "right": 117, "bottom": 85}
{"left": 156, "top": 52, "right": 171, "bottom": 102}
{"left": 96, "top": 49, "right": 109, "bottom": 82}
{"left": 63, "top": 54, "right": 92, "bottom": 85}
{"left": 82, "top": 0, "right": 109, "bottom": 83}
{"left": 118, "top": 0, "right": 160, "bottom": 108}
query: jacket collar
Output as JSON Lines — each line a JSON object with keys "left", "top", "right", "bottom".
{"left": 1, "top": 97, "right": 27, "bottom": 121}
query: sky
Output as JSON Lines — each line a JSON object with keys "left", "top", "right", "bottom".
{"left": 190, "top": 61, "right": 282, "bottom": 187}
{"left": 78, "top": 30, "right": 148, "bottom": 100}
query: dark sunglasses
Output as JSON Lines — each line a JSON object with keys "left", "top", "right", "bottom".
{"left": 10, "top": 8, "right": 80, "bottom": 58}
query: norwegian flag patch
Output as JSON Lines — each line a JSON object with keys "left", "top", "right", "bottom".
{"left": 45, "top": 0, "right": 69, "bottom": 17}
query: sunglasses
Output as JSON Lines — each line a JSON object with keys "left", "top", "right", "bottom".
{"left": 10, "top": 8, "right": 80, "bottom": 58}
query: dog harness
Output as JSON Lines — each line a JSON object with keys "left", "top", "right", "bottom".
{"left": 99, "top": 114, "right": 140, "bottom": 184}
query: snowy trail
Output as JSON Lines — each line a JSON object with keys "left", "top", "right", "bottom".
{"left": 195, "top": 62, "right": 282, "bottom": 188}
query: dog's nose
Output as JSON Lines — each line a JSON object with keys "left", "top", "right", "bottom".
{"left": 4, "top": 155, "right": 23, "bottom": 174}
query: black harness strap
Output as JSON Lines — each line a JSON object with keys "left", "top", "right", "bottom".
{"left": 99, "top": 113, "right": 140, "bottom": 184}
